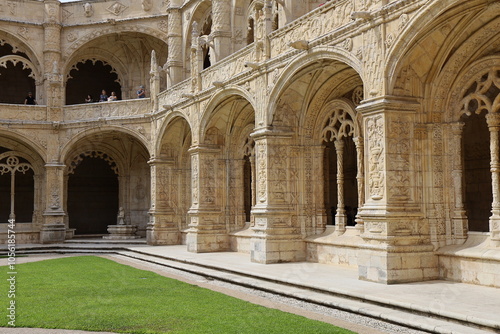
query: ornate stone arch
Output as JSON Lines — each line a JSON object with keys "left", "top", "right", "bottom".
{"left": 64, "top": 25, "right": 169, "bottom": 60}
{"left": 0, "top": 34, "right": 41, "bottom": 68}
{"left": 184, "top": 1, "right": 212, "bottom": 72}
{"left": 386, "top": 0, "right": 499, "bottom": 106}
{"left": 60, "top": 126, "right": 150, "bottom": 163}
{"left": 267, "top": 48, "right": 363, "bottom": 127}
{"left": 198, "top": 87, "right": 256, "bottom": 144}
{"left": 155, "top": 111, "right": 193, "bottom": 158}
{"left": 448, "top": 56, "right": 500, "bottom": 122}
{"left": 0, "top": 130, "right": 47, "bottom": 164}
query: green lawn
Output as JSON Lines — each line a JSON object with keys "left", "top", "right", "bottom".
{"left": 1, "top": 256, "right": 355, "bottom": 334}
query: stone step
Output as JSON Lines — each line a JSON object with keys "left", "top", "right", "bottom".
{"left": 117, "top": 249, "right": 498, "bottom": 334}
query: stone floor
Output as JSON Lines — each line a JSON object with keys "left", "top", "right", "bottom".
{"left": 1, "top": 240, "right": 500, "bottom": 334}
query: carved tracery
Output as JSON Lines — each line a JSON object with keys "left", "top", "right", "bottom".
{"left": 67, "top": 151, "right": 119, "bottom": 175}
{"left": 321, "top": 105, "right": 359, "bottom": 233}
{"left": 66, "top": 58, "right": 121, "bottom": 84}
{"left": 0, "top": 153, "right": 33, "bottom": 221}
{"left": 0, "top": 55, "right": 38, "bottom": 80}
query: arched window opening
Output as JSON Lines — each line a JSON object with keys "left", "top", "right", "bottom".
{"left": 0, "top": 151, "right": 34, "bottom": 223}
{"left": 247, "top": 18, "right": 255, "bottom": 45}
{"left": 201, "top": 14, "right": 212, "bottom": 69}
{"left": 66, "top": 60, "right": 121, "bottom": 105}
{"left": 462, "top": 110, "right": 491, "bottom": 232}
{"left": 68, "top": 156, "right": 119, "bottom": 235}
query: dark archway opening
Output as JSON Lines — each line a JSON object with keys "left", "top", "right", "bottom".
{"left": 343, "top": 137, "right": 358, "bottom": 226}
{"left": 0, "top": 161, "right": 34, "bottom": 223}
{"left": 323, "top": 141, "right": 337, "bottom": 225}
{"left": 462, "top": 110, "right": 491, "bottom": 232}
{"left": 323, "top": 137, "right": 358, "bottom": 226}
{"left": 243, "top": 155, "right": 252, "bottom": 222}
{"left": 0, "top": 43, "right": 36, "bottom": 104}
{"left": 65, "top": 60, "right": 121, "bottom": 105}
{"left": 68, "top": 157, "right": 119, "bottom": 235}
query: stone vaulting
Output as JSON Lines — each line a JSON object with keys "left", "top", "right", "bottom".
{"left": 1, "top": 0, "right": 500, "bottom": 287}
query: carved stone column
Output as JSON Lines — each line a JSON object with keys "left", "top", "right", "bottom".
{"left": 150, "top": 50, "right": 160, "bottom": 112}
{"left": 43, "top": 0, "right": 63, "bottom": 116}
{"left": 334, "top": 140, "right": 347, "bottom": 234}
{"left": 211, "top": 0, "right": 232, "bottom": 62}
{"left": 40, "top": 162, "right": 66, "bottom": 243}
{"left": 449, "top": 122, "right": 468, "bottom": 243}
{"left": 486, "top": 113, "right": 500, "bottom": 245}
{"left": 147, "top": 158, "right": 180, "bottom": 245}
{"left": 353, "top": 136, "right": 365, "bottom": 231}
{"left": 187, "top": 146, "right": 228, "bottom": 252}
{"left": 249, "top": 128, "right": 304, "bottom": 263}
{"left": 357, "top": 96, "right": 437, "bottom": 284}
{"left": 166, "top": 6, "right": 183, "bottom": 86}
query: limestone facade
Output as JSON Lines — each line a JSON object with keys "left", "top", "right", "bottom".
{"left": 1, "top": 0, "right": 500, "bottom": 287}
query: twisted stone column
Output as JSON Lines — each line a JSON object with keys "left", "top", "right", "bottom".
{"left": 334, "top": 139, "right": 346, "bottom": 234}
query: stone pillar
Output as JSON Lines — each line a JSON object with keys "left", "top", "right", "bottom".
{"left": 250, "top": 128, "right": 305, "bottom": 263}
{"left": 357, "top": 96, "right": 437, "bottom": 284}
{"left": 334, "top": 139, "right": 347, "bottom": 234}
{"left": 449, "top": 122, "right": 468, "bottom": 243}
{"left": 486, "top": 113, "right": 500, "bottom": 245}
{"left": 147, "top": 158, "right": 180, "bottom": 245}
{"left": 211, "top": 0, "right": 232, "bottom": 62}
{"left": 43, "top": 0, "right": 63, "bottom": 115}
{"left": 166, "top": 6, "right": 183, "bottom": 86}
{"left": 187, "top": 146, "right": 228, "bottom": 252}
{"left": 353, "top": 136, "right": 365, "bottom": 231}
{"left": 40, "top": 162, "right": 66, "bottom": 243}
{"left": 190, "top": 22, "right": 202, "bottom": 93}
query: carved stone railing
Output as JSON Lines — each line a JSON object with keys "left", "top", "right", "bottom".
{"left": 199, "top": 46, "right": 254, "bottom": 91}
{"left": 157, "top": 78, "right": 192, "bottom": 111}
{"left": 0, "top": 104, "right": 47, "bottom": 122}
{"left": 63, "top": 99, "right": 151, "bottom": 122}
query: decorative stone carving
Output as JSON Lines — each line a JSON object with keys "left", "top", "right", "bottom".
{"left": 107, "top": 2, "right": 127, "bottom": 16}
{"left": 83, "top": 3, "right": 93, "bottom": 18}
{"left": 366, "top": 115, "right": 385, "bottom": 200}
{"left": 142, "top": 0, "right": 153, "bottom": 12}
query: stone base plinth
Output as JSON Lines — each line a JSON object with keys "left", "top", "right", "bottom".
{"left": 250, "top": 231, "right": 305, "bottom": 264}
{"left": 358, "top": 245, "right": 438, "bottom": 284}
{"left": 103, "top": 225, "right": 140, "bottom": 240}
{"left": 40, "top": 223, "right": 66, "bottom": 244}
{"left": 146, "top": 226, "right": 180, "bottom": 245}
{"left": 186, "top": 228, "right": 230, "bottom": 253}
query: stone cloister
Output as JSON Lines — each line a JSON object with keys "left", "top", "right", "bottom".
{"left": 0, "top": 0, "right": 499, "bottom": 287}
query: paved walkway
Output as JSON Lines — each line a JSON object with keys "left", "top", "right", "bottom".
{"left": 2, "top": 242, "right": 500, "bottom": 334}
